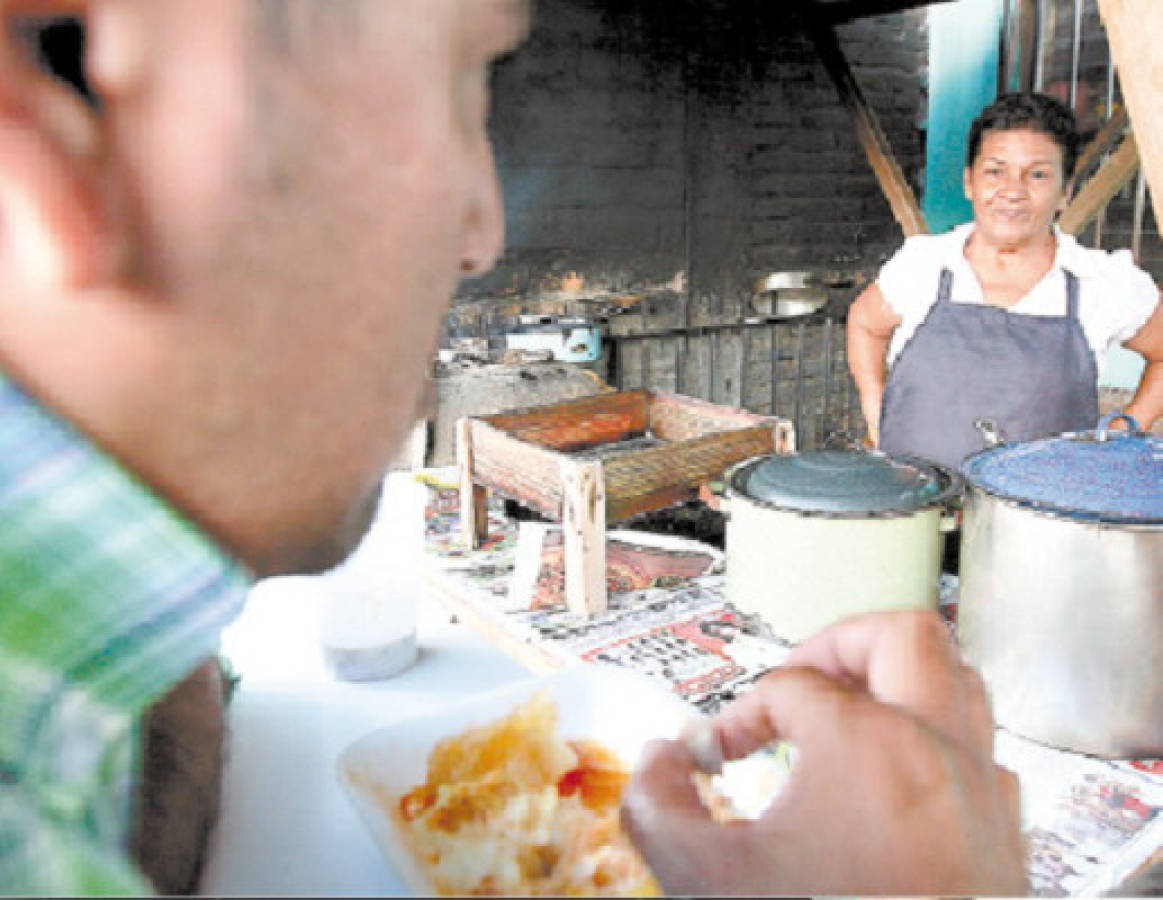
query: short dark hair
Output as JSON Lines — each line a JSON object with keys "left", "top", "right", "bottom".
{"left": 966, "top": 92, "right": 1082, "bottom": 181}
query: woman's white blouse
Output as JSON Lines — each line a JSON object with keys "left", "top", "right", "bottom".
{"left": 876, "top": 223, "right": 1160, "bottom": 379}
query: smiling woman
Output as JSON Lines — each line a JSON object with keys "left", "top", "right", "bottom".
{"left": 846, "top": 91, "right": 1163, "bottom": 485}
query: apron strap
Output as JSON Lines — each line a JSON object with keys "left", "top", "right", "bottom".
{"left": 937, "top": 267, "right": 954, "bottom": 304}
{"left": 1064, "top": 270, "right": 1080, "bottom": 320}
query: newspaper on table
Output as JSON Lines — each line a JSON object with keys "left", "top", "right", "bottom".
{"left": 418, "top": 474, "right": 1162, "bottom": 896}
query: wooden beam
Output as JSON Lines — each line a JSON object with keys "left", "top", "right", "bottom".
{"left": 806, "top": 16, "right": 929, "bottom": 237}
{"left": 1095, "top": 0, "right": 1163, "bottom": 234}
{"left": 1073, "top": 106, "right": 1130, "bottom": 184}
{"left": 1059, "top": 132, "right": 1139, "bottom": 235}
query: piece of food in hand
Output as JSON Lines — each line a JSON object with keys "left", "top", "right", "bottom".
{"left": 680, "top": 717, "right": 723, "bottom": 775}
{"left": 391, "top": 691, "right": 660, "bottom": 896}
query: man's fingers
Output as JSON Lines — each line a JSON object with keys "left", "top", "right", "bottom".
{"left": 998, "top": 765, "right": 1023, "bottom": 838}
{"left": 621, "top": 739, "right": 750, "bottom": 894}
{"left": 958, "top": 663, "right": 997, "bottom": 754}
{"left": 783, "top": 610, "right": 979, "bottom": 748}
{"left": 710, "top": 665, "right": 860, "bottom": 763}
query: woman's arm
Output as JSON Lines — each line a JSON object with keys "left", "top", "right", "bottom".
{"left": 1122, "top": 292, "right": 1163, "bottom": 432}
{"left": 846, "top": 284, "right": 902, "bottom": 446}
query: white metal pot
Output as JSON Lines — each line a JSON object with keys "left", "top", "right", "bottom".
{"left": 724, "top": 450, "right": 960, "bottom": 643}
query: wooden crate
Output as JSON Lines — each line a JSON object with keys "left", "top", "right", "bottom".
{"left": 457, "top": 390, "right": 794, "bottom": 616}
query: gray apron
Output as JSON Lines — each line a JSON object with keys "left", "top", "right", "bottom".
{"left": 879, "top": 267, "right": 1098, "bottom": 471}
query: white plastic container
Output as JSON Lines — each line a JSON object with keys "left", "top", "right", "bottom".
{"left": 502, "top": 319, "right": 602, "bottom": 363}
{"left": 315, "top": 471, "right": 426, "bottom": 681}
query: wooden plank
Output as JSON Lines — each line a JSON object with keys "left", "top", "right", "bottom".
{"left": 483, "top": 390, "right": 649, "bottom": 448}
{"left": 608, "top": 485, "right": 702, "bottom": 523}
{"left": 603, "top": 426, "right": 775, "bottom": 521}
{"left": 1096, "top": 0, "right": 1163, "bottom": 235}
{"left": 807, "top": 16, "right": 929, "bottom": 237}
{"left": 1073, "top": 105, "right": 1130, "bottom": 183}
{"left": 560, "top": 459, "right": 607, "bottom": 616}
{"left": 648, "top": 391, "right": 778, "bottom": 441}
{"left": 470, "top": 420, "right": 566, "bottom": 518}
{"left": 1059, "top": 133, "right": 1139, "bottom": 235}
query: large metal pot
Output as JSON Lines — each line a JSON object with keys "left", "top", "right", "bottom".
{"left": 958, "top": 413, "right": 1163, "bottom": 757}
{"left": 724, "top": 445, "right": 960, "bottom": 643}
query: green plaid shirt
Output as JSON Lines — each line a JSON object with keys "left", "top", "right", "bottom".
{"left": 0, "top": 372, "right": 252, "bottom": 895}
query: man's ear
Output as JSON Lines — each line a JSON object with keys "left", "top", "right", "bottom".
{"left": 0, "top": 4, "right": 124, "bottom": 296}
{"left": 962, "top": 166, "right": 973, "bottom": 201}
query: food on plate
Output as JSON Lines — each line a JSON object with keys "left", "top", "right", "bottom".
{"left": 388, "top": 691, "right": 660, "bottom": 896}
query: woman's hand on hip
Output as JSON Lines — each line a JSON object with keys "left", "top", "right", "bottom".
{"left": 846, "top": 284, "right": 900, "bottom": 448}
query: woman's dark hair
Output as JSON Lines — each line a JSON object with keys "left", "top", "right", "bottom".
{"left": 966, "top": 92, "right": 1081, "bottom": 181}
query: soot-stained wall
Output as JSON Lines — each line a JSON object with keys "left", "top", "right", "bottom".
{"left": 455, "top": 0, "right": 929, "bottom": 446}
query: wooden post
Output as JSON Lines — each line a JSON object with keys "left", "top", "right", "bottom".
{"left": 1096, "top": 0, "right": 1163, "bottom": 234}
{"left": 807, "top": 14, "right": 929, "bottom": 238}
{"left": 560, "top": 458, "right": 607, "bottom": 616}
{"left": 774, "top": 419, "right": 797, "bottom": 455}
{"left": 456, "top": 418, "right": 488, "bottom": 549}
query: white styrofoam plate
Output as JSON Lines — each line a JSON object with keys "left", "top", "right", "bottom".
{"left": 337, "top": 663, "right": 787, "bottom": 895}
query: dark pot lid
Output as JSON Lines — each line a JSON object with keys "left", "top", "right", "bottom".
{"left": 736, "top": 449, "right": 947, "bottom": 514}
{"left": 961, "top": 413, "right": 1163, "bottom": 523}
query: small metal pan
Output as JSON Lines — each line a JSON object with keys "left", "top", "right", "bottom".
{"left": 751, "top": 271, "right": 828, "bottom": 319}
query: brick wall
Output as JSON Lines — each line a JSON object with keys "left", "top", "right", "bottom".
{"left": 456, "top": 0, "right": 930, "bottom": 448}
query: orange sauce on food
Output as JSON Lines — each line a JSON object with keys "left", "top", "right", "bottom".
{"left": 556, "top": 739, "right": 629, "bottom": 811}
{"left": 399, "top": 785, "right": 436, "bottom": 822}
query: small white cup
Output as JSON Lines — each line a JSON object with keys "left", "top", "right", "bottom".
{"left": 316, "top": 471, "right": 425, "bottom": 681}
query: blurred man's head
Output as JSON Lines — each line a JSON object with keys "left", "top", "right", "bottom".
{"left": 0, "top": 0, "right": 527, "bottom": 574}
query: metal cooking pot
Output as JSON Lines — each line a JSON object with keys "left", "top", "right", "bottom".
{"left": 724, "top": 443, "right": 960, "bottom": 643}
{"left": 958, "top": 413, "right": 1163, "bottom": 757}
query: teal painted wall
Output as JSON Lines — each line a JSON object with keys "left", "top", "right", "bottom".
{"left": 923, "top": 0, "right": 1005, "bottom": 233}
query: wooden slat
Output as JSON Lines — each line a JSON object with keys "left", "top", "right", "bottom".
{"left": 469, "top": 420, "right": 564, "bottom": 519}
{"left": 603, "top": 426, "right": 775, "bottom": 521}
{"left": 1096, "top": 0, "right": 1163, "bottom": 235}
{"left": 1073, "top": 105, "right": 1130, "bottom": 184}
{"left": 1059, "top": 133, "right": 1139, "bottom": 235}
{"left": 807, "top": 16, "right": 929, "bottom": 237}
{"left": 648, "top": 391, "right": 777, "bottom": 441}
{"left": 482, "top": 390, "right": 649, "bottom": 448}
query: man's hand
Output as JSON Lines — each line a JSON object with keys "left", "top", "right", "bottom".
{"left": 131, "top": 658, "right": 229, "bottom": 895}
{"left": 620, "top": 610, "right": 1028, "bottom": 897}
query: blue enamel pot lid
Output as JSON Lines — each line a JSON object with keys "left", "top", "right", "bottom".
{"left": 733, "top": 448, "right": 959, "bottom": 517}
{"left": 960, "top": 413, "right": 1163, "bottom": 524}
